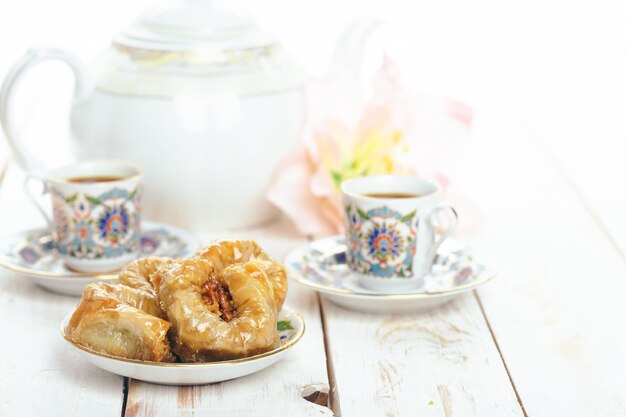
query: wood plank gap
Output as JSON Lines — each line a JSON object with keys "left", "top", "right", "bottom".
{"left": 318, "top": 293, "right": 341, "bottom": 417}
{"left": 121, "top": 377, "right": 130, "bottom": 417}
{"left": 306, "top": 233, "right": 339, "bottom": 414}
{"left": 473, "top": 291, "right": 529, "bottom": 417}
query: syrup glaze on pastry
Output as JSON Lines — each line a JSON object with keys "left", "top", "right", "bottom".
{"left": 65, "top": 239, "right": 287, "bottom": 364}
{"left": 65, "top": 283, "right": 174, "bottom": 362}
{"left": 118, "top": 256, "right": 173, "bottom": 294}
{"left": 155, "top": 258, "right": 279, "bottom": 362}
{"left": 196, "top": 239, "right": 288, "bottom": 310}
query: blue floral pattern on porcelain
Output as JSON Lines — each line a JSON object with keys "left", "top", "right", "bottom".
{"left": 52, "top": 186, "right": 141, "bottom": 260}
{"left": 345, "top": 203, "right": 418, "bottom": 278}
{"left": 10, "top": 225, "right": 188, "bottom": 271}
{"left": 287, "top": 236, "right": 489, "bottom": 295}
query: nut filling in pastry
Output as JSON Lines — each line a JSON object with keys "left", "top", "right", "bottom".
{"left": 196, "top": 240, "right": 288, "bottom": 310}
{"left": 64, "top": 239, "right": 289, "bottom": 364}
{"left": 156, "top": 257, "right": 280, "bottom": 362}
{"left": 202, "top": 275, "right": 235, "bottom": 322}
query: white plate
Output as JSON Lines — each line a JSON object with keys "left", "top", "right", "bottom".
{"left": 0, "top": 221, "right": 200, "bottom": 296}
{"left": 285, "top": 236, "right": 496, "bottom": 313}
{"left": 61, "top": 306, "right": 305, "bottom": 385}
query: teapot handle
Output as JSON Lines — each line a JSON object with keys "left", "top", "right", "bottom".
{"left": 0, "top": 48, "right": 88, "bottom": 172}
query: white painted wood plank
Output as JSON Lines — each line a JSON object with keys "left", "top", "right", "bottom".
{"left": 0, "top": 271, "right": 125, "bottom": 417}
{"left": 522, "top": 111, "right": 626, "bottom": 256}
{"left": 0, "top": 161, "right": 125, "bottom": 417}
{"left": 320, "top": 292, "right": 523, "bottom": 417}
{"left": 447, "top": 104, "right": 626, "bottom": 416}
{"left": 125, "top": 220, "right": 333, "bottom": 417}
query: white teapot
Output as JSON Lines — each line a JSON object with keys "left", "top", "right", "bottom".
{"left": 1, "top": 0, "right": 307, "bottom": 230}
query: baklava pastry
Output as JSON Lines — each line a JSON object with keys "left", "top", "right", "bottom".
{"left": 118, "top": 256, "right": 172, "bottom": 317}
{"left": 156, "top": 257, "right": 279, "bottom": 362}
{"left": 118, "top": 256, "right": 173, "bottom": 294}
{"left": 65, "top": 283, "right": 174, "bottom": 362}
{"left": 196, "top": 239, "right": 288, "bottom": 310}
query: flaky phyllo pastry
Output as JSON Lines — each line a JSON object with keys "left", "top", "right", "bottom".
{"left": 65, "top": 282, "right": 175, "bottom": 362}
{"left": 65, "top": 240, "right": 288, "bottom": 363}
{"left": 118, "top": 256, "right": 173, "bottom": 295}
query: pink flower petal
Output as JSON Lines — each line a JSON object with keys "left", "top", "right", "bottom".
{"left": 267, "top": 148, "right": 339, "bottom": 235}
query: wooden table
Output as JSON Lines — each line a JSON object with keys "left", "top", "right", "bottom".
{"left": 0, "top": 100, "right": 625, "bottom": 417}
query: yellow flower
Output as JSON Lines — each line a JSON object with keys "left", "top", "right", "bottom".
{"left": 328, "top": 128, "right": 406, "bottom": 189}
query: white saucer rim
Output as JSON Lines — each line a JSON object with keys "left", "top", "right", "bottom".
{"left": 0, "top": 220, "right": 200, "bottom": 280}
{"left": 285, "top": 235, "right": 497, "bottom": 299}
{"left": 61, "top": 305, "right": 305, "bottom": 367}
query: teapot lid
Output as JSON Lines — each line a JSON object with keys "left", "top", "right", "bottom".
{"left": 115, "top": 0, "right": 277, "bottom": 51}
{"left": 98, "top": 0, "right": 303, "bottom": 97}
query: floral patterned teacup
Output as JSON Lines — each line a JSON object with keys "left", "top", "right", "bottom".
{"left": 341, "top": 175, "right": 458, "bottom": 292}
{"left": 24, "top": 160, "right": 142, "bottom": 273}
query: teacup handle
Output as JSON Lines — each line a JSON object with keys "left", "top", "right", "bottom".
{"left": 23, "top": 173, "right": 52, "bottom": 230}
{"left": 424, "top": 203, "right": 458, "bottom": 273}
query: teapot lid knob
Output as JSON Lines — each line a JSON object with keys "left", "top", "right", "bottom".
{"left": 117, "top": 0, "right": 276, "bottom": 50}
{"left": 139, "top": 0, "right": 253, "bottom": 37}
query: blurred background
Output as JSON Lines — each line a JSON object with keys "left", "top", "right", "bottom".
{"left": 2, "top": 0, "right": 626, "bottom": 161}
{"left": 1, "top": 0, "right": 625, "bottom": 235}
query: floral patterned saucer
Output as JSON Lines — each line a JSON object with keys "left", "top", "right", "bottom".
{"left": 0, "top": 221, "right": 200, "bottom": 296}
{"left": 285, "top": 236, "right": 496, "bottom": 313}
